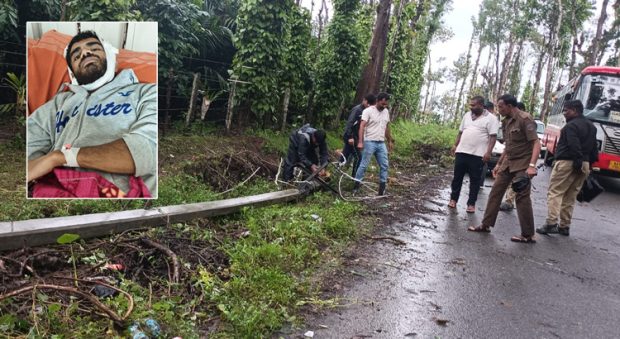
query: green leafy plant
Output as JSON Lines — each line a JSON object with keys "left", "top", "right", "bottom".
{"left": 232, "top": 0, "right": 293, "bottom": 127}
{"left": 56, "top": 233, "right": 81, "bottom": 286}
{"left": 0, "top": 72, "right": 26, "bottom": 121}
{"left": 313, "top": 0, "right": 364, "bottom": 126}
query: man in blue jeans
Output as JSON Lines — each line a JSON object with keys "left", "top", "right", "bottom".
{"left": 353, "top": 92, "right": 394, "bottom": 196}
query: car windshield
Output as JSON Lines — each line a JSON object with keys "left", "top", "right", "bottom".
{"left": 580, "top": 74, "right": 620, "bottom": 123}
{"left": 536, "top": 122, "right": 545, "bottom": 134}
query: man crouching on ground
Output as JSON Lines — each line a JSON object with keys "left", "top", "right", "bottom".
{"left": 282, "top": 124, "right": 329, "bottom": 181}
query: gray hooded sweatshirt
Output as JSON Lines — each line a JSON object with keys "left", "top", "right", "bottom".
{"left": 28, "top": 69, "right": 157, "bottom": 196}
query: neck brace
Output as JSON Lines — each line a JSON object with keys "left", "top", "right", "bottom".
{"left": 65, "top": 40, "right": 118, "bottom": 92}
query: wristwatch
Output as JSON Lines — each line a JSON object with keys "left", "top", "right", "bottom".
{"left": 529, "top": 163, "right": 536, "bottom": 168}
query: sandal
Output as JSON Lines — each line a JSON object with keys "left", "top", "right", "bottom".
{"left": 448, "top": 200, "right": 457, "bottom": 208}
{"left": 466, "top": 205, "right": 476, "bottom": 213}
{"left": 467, "top": 225, "right": 490, "bottom": 233}
{"left": 510, "top": 235, "right": 536, "bottom": 243}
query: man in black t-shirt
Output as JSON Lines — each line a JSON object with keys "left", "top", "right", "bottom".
{"left": 340, "top": 94, "right": 375, "bottom": 176}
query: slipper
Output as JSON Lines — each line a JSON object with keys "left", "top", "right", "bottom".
{"left": 448, "top": 200, "right": 457, "bottom": 208}
{"left": 466, "top": 205, "right": 475, "bottom": 213}
{"left": 510, "top": 235, "right": 536, "bottom": 243}
{"left": 467, "top": 225, "right": 490, "bottom": 233}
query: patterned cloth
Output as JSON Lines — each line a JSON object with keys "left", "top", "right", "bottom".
{"left": 33, "top": 168, "right": 151, "bottom": 198}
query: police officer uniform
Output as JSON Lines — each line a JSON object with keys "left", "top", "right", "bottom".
{"left": 481, "top": 110, "right": 539, "bottom": 237}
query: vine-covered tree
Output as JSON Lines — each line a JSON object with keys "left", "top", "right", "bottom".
{"left": 231, "top": 0, "right": 292, "bottom": 128}
{"left": 280, "top": 6, "right": 312, "bottom": 129}
{"left": 313, "top": 0, "right": 364, "bottom": 126}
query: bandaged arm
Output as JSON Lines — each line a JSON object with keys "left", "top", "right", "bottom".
{"left": 27, "top": 85, "right": 157, "bottom": 181}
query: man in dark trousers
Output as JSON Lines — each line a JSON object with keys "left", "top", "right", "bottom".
{"left": 283, "top": 124, "right": 329, "bottom": 181}
{"left": 468, "top": 94, "right": 541, "bottom": 243}
{"left": 449, "top": 96, "right": 499, "bottom": 213}
{"left": 537, "top": 100, "right": 598, "bottom": 236}
{"left": 499, "top": 101, "right": 527, "bottom": 211}
{"left": 340, "top": 94, "right": 375, "bottom": 176}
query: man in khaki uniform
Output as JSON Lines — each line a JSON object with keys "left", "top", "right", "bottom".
{"left": 468, "top": 94, "right": 541, "bottom": 243}
{"left": 537, "top": 100, "right": 598, "bottom": 236}
{"left": 499, "top": 102, "right": 528, "bottom": 211}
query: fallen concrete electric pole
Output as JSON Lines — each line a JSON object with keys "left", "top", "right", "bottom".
{"left": 0, "top": 189, "right": 303, "bottom": 251}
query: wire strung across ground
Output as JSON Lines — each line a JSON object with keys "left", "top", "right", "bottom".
{"left": 274, "top": 157, "right": 386, "bottom": 202}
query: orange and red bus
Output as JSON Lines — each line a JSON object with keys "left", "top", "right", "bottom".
{"left": 542, "top": 66, "right": 620, "bottom": 177}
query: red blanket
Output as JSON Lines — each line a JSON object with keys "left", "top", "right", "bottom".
{"left": 33, "top": 168, "right": 151, "bottom": 198}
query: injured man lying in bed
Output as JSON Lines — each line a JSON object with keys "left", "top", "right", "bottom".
{"left": 27, "top": 30, "right": 157, "bottom": 198}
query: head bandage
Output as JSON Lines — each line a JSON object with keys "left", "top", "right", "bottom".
{"left": 64, "top": 39, "right": 118, "bottom": 91}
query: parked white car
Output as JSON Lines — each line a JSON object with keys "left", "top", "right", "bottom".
{"left": 535, "top": 119, "right": 546, "bottom": 157}
{"left": 487, "top": 127, "right": 504, "bottom": 173}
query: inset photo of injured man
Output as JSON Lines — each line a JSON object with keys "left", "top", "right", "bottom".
{"left": 26, "top": 22, "right": 157, "bottom": 199}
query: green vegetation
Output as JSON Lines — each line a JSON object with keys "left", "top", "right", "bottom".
{"left": 0, "top": 121, "right": 455, "bottom": 337}
{"left": 313, "top": 0, "right": 364, "bottom": 125}
{"left": 391, "top": 120, "right": 457, "bottom": 156}
{"left": 0, "top": 120, "right": 456, "bottom": 221}
{"left": 1, "top": 190, "right": 365, "bottom": 338}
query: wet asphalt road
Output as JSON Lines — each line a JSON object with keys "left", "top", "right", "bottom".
{"left": 298, "top": 165, "right": 620, "bottom": 339}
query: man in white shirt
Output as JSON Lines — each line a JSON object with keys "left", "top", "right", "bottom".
{"left": 448, "top": 96, "right": 499, "bottom": 212}
{"left": 353, "top": 92, "right": 394, "bottom": 196}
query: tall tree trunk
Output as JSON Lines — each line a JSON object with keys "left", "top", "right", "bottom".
{"left": 529, "top": 47, "right": 547, "bottom": 114}
{"left": 568, "top": 0, "right": 580, "bottom": 79}
{"left": 451, "top": 78, "right": 460, "bottom": 125}
{"left": 483, "top": 45, "right": 495, "bottom": 98}
{"left": 430, "top": 81, "right": 437, "bottom": 113}
{"left": 541, "top": 0, "right": 563, "bottom": 122}
{"left": 497, "top": 0, "right": 521, "bottom": 96}
{"left": 506, "top": 39, "right": 525, "bottom": 96}
{"left": 587, "top": 0, "right": 610, "bottom": 66}
{"left": 422, "top": 51, "right": 432, "bottom": 114}
{"left": 494, "top": 40, "right": 501, "bottom": 98}
{"left": 281, "top": 87, "right": 291, "bottom": 132}
{"left": 498, "top": 33, "right": 516, "bottom": 96}
{"left": 306, "top": 0, "right": 327, "bottom": 124}
{"left": 569, "top": 34, "right": 584, "bottom": 79}
{"left": 354, "top": 0, "right": 392, "bottom": 103}
{"left": 383, "top": 0, "right": 407, "bottom": 92}
{"left": 596, "top": 43, "right": 609, "bottom": 65}
{"left": 455, "top": 29, "right": 475, "bottom": 115}
{"left": 60, "top": 0, "right": 68, "bottom": 20}
{"left": 469, "top": 42, "right": 484, "bottom": 95}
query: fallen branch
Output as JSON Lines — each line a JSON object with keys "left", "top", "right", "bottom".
{"left": 141, "top": 238, "right": 180, "bottom": 283}
{"left": 0, "top": 255, "right": 36, "bottom": 277}
{"left": 216, "top": 167, "right": 260, "bottom": 196}
{"left": 0, "top": 284, "right": 125, "bottom": 323}
{"left": 275, "top": 157, "right": 284, "bottom": 186}
{"left": 365, "top": 235, "right": 406, "bottom": 245}
{"left": 50, "top": 276, "right": 134, "bottom": 321}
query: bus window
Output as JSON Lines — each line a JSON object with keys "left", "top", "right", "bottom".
{"left": 583, "top": 75, "right": 620, "bottom": 122}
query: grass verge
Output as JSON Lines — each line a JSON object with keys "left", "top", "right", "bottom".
{"left": 0, "top": 121, "right": 455, "bottom": 337}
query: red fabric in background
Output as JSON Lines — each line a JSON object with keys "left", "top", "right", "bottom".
{"left": 27, "top": 30, "right": 157, "bottom": 114}
{"left": 33, "top": 168, "right": 151, "bottom": 198}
